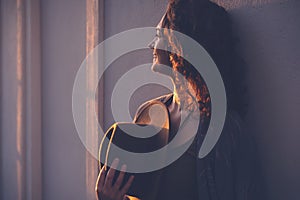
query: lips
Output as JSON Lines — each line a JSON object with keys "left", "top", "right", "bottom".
{"left": 153, "top": 53, "right": 158, "bottom": 62}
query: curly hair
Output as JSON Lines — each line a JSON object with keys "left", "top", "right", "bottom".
{"left": 162, "top": 0, "right": 248, "bottom": 119}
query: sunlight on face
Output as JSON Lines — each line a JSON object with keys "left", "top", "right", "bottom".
{"left": 148, "top": 13, "right": 173, "bottom": 76}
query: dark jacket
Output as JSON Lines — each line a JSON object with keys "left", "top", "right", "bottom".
{"left": 133, "top": 93, "right": 267, "bottom": 200}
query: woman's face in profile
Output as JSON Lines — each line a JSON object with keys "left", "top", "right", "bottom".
{"left": 148, "top": 14, "right": 172, "bottom": 75}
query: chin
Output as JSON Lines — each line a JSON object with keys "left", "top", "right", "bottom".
{"left": 151, "top": 62, "right": 160, "bottom": 72}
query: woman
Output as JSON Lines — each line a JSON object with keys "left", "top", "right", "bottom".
{"left": 96, "top": 0, "right": 264, "bottom": 199}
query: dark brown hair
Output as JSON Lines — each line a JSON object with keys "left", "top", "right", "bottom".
{"left": 162, "top": 0, "right": 248, "bottom": 118}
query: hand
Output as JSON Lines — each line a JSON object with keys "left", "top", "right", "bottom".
{"left": 95, "top": 158, "right": 135, "bottom": 200}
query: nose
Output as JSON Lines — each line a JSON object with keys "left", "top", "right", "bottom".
{"left": 148, "top": 38, "right": 156, "bottom": 49}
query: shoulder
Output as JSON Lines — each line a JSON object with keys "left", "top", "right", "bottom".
{"left": 133, "top": 93, "right": 173, "bottom": 123}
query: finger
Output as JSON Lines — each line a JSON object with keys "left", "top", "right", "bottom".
{"left": 95, "top": 166, "right": 106, "bottom": 193}
{"left": 113, "top": 164, "right": 127, "bottom": 190}
{"left": 120, "top": 175, "right": 134, "bottom": 195}
{"left": 104, "top": 158, "right": 119, "bottom": 188}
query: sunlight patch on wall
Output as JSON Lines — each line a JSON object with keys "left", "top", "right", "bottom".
{"left": 85, "top": 0, "right": 100, "bottom": 199}
{"left": 16, "top": 0, "right": 25, "bottom": 199}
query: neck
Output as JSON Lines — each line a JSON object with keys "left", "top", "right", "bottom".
{"left": 172, "top": 85, "right": 181, "bottom": 105}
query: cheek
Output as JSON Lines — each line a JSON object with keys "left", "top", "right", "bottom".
{"left": 157, "top": 50, "right": 170, "bottom": 65}
{"left": 155, "top": 38, "right": 167, "bottom": 50}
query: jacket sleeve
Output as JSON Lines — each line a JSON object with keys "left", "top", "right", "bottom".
{"left": 213, "top": 111, "right": 267, "bottom": 200}
{"left": 230, "top": 112, "right": 268, "bottom": 200}
{"left": 226, "top": 113, "right": 266, "bottom": 200}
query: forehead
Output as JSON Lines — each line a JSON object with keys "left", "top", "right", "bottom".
{"left": 156, "top": 12, "right": 167, "bottom": 28}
